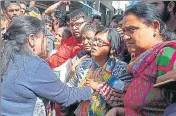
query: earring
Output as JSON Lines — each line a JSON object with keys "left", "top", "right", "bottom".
{"left": 153, "top": 31, "right": 157, "bottom": 37}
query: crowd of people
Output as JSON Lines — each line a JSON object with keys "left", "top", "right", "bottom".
{"left": 1, "top": 1, "right": 176, "bottom": 116}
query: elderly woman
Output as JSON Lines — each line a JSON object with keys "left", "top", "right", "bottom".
{"left": 68, "top": 28, "right": 132, "bottom": 116}
{"left": 107, "top": 2, "right": 176, "bottom": 116}
{"left": 1, "top": 16, "right": 92, "bottom": 116}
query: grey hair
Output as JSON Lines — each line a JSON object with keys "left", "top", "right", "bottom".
{"left": 0, "top": 16, "right": 45, "bottom": 78}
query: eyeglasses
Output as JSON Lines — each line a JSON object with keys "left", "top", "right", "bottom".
{"left": 92, "top": 39, "right": 111, "bottom": 47}
{"left": 71, "top": 21, "right": 86, "bottom": 28}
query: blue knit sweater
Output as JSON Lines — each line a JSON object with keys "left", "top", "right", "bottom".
{"left": 1, "top": 53, "right": 91, "bottom": 116}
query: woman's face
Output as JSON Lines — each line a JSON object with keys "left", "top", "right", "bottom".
{"left": 82, "top": 30, "right": 95, "bottom": 52}
{"left": 91, "top": 32, "right": 110, "bottom": 58}
{"left": 122, "top": 13, "right": 158, "bottom": 56}
{"left": 54, "top": 28, "right": 64, "bottom": 49}
{"left": 32, "top": 31, "right": 48, "bottom": 57}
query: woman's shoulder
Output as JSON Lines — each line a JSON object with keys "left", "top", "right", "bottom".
{"left": 156, "top": 46, "right": 176, "bottom": 64}
{"left": 77, "top": 58, "right": 92, "bottom": 70}
{"left": 17, "top": 54, "right": 49, "bottom": 73}
{"left": 113, "top": 58, "right": 128, "bottom": 66}
{"left": 111, "top": 58, "right": 128, "bottom": 72}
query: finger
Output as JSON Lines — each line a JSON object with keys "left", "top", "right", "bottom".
{"left": 110, "top": 92, "right": 123, "bottom": 98}
{"left": 112, "top": 89, "right": 123, "bottom": 94}
{"left": 113, "top": 97, "right": 124, "bottom": 102}
{"left": 94, "top": 68, "right": 101, "bottom": 78}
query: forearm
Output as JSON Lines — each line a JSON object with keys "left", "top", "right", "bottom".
{"left": 44, "top": 2, "right": 62, "bottom": 15}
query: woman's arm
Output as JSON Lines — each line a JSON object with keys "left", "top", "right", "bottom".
{"left": 24, "top": 61, "right": 91, "bottom": 107}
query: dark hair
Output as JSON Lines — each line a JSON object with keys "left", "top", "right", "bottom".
{"left": 0, "top": 16, "right": 45, "bottom": 78}
{"left": 43, "top": 15, "right": 53, "bottom": 24}
{"left": 62, "top": 27, "right": 72, "bottom": 39}
{"left": 65, "top": 11, "right": 70, "bottom": 23}
{"left": 20, "top": 1, "right": 27, "bottom": 6}
{"left": 26, "top": 7, "right": 41, "bottom": 15}
{"left": 125, "top": 2, "right": 176, "bottom": 41}
{"left": 111, "top": 15, "right": 123, "bottom": 24}
{"left": 54, "top": 10, "right": 68, "bottom": 27}
{"left": 92, "top": 15, "right": 101, "bottom": 21}
{"left": 68, "top": 8, "right": 89, "bottom": 21}
{"left": 54, "top": 10, "right": 64, "bottom": 20}
{"left": 4, "top": 1, "right": 20, "bottom": 10}
{"left": 81, "top": 23, "right": 105, "bottom": 35}
{"left": 164, "top": 1, "right": 176, "bottom": 14}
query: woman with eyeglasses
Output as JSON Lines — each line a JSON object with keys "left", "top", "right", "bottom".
{"left": 1, "top": 16, "right": 92, "bottom": 116}
{"left": 68, "top": 28, "right": 132, "bottom": 116}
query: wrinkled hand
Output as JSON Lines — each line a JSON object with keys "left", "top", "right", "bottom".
{"left": 156, "top": 70, "right": 176, "bottom": 84}
{"left": 86, "top": 78, "right": 100, "bottom": 90}
{"left": 71, "top": 55, "right": 89, "bottom": 72}
{"left": 88, "top": 67, "right": 104, "bottom": 82}
{"left": 105, "top": 107, "right": 125, "bottom": 116}
{"left": 104, "top": 88, "right": 124, "bottom": 107}
{"left": 86, "top": 67, "right": 104, "bottom": 90}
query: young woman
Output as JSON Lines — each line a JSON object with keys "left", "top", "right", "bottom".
{"left": 68, "top": 28, "right": 132, "bottom": 116}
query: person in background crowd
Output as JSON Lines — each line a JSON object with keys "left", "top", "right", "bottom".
{"left": 149, "top": 1, "right": 176, "bottom": 32}
{"left": 1, "top": 9, "right": 8, "bottom": 39}
{"left": 92, "top": 14, "right": 101, "bottom": 24}
{"left": 52, "top": 27, "right": 72, "bottom": 54}
{"left": 25, "top": 6, "right": 42, "bottom": 20}
{"left": 46, "top": 9, "right": 88, "bottom": 69}
{"left": 4, "top": 1, "right": 21, "bottom": 22}
{"left": 43, "top": 15, "right": 54, "bottom": 33}
{"left": 110, "top": 14, "right": 123, "bottom": 28}
{"left": 110, "top": 14, "right": 131, "bottom": 64}
{"left": 44, "top": 1, "right": 70, "bottom": 33}
{"left": 19, "top": 1, "right": 27, "bottom": 15}
{"left": 1, "top": 16, "right": 92, "bottom": 116}
{"left": 106, "top": 2, "right": 176, "bottom": 115}
{"left": 49, "top": 26, "right": 72, "bottom": 116}
{"left": 68, "top": 23, "right": 105, "bottom": 80}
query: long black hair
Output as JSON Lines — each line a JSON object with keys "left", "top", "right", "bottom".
{"left": 0, "top": 16, "right": 45, "bottom": 78}
{"left": 125, "top": 2, "right": 176, "bottom": 41}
